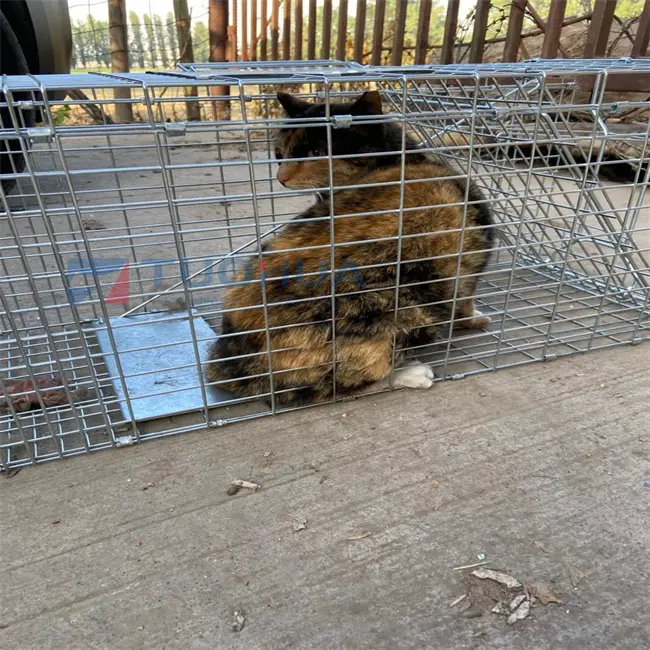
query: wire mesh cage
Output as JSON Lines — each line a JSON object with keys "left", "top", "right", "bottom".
{"left": 1, "top": 59, "right": 649, "bottom": 469}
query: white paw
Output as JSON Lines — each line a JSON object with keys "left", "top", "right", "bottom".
{"left": 466, "top": 308, "right": 491, "bottom": 330}
{"left": 392, "top": 363, "right": 434, "bottom": 389}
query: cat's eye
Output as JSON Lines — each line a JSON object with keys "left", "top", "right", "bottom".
{"left": 275, "top": 149, "right": 283, "bottom": 160}
{"left": 311, "top": 149, "right": 326, "bottom": 158}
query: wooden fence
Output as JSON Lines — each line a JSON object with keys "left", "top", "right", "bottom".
{"left": 105, "top": 1, "right": 650, "bottom": 95}
{"left": 215, "top": 0, "right": 650, "bottom": 67}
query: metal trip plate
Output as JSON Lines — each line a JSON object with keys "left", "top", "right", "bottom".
{"left": 93, "top": 311, "right": 232, "bottom": 423}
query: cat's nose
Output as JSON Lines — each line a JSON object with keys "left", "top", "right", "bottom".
{"left": 276, "top": 163, "right": 293, "bottom": 186}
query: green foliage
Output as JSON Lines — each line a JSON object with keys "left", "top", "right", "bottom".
{"left": 154, "top": 15, "right": 169, "bottom": 68}
{"left": 72, "top": 21, "right": 89, "bottom": 68}
{"left": 129, "top": 11, "right": 146, "bottom": 69}
{"left": 71, "top": 16, "right": 109, "bottom": 68}
{"left": 193, "top": 21, "right": 210, "bottom": 63}
{"left": 166, "top": 12, "right": 179, "bottom": 61}
{"left": 52, "top": 105, "right": 71, "bottom": 125}
{"left": 143, "top": 15, "right": 157, "bottom": 67}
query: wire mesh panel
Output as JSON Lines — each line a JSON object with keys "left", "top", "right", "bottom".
{"left": 1, "top": 59, "right": 648, "bottom": 469}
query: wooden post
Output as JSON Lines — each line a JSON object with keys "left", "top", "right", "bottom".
{"left": 260, "top": 0, "right": 268, "bottom": 59}
{"left": 294, "top": 0, "right": 303, "bottom": 59}
{"left": 173, "top": 0, "right": 201, "bottom": 120}
{"left": 415, "top": 0, "right": 433, "bottom": 65}
{"left": 503, "top": 0, "right": 526, "bottom": 62}
{"left": 322, "top": 0, "right": 332, "bottom": 59}
{"left": 541, "top": 0, "right": 567, "bottom": 59}
{"left": 336, "top": 0, "right": 348, "bottom": 61}
{"left": 251, "top": 0, "right": 258, "bottom": 60}
{"left": 469, "top": 0, "right": 491, "bottom": 64}
{"left": 283, "top": 0, "right": 291, "bottom": 58}
{"left": 583, "top": 0, "right": 617, "bottom": 58}
{"left": 230, "top": 0, "right": 238, "bottom": 61}
{"left": 209, "top": 0, "right": 230, "bottom": 120}
{"left": 354, "top": 0, "right": 367, "bottom": 63}
{"left": 631, "top": 0, "right": 650, "bottom": 57}
{"left": 272, "top": 0, "right": 280, "bottom": 59}
{"left": 371, "top": 0, "right": 386, "bottom": 65}
{"left": 391, "top": 0, "right": 408, "bottom": 66}
{"left": 307, "top": 0, "right": 316, "bottom": 59}
{"left": 242, "top": 0, "right": 249, "bottom": 61}
{"left": 440, "top": 0, "right": 460, "bottom": 64}
{"left": 108, "top": 0, "right": 132, "bottom": 123}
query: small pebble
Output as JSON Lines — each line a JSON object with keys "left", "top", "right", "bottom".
{"left": 226, "top": 484, "right": 241, "bottom": 496}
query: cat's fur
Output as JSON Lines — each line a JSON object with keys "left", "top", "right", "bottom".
{"left": 205, "top": 90, "right": 495, "bottom": 406}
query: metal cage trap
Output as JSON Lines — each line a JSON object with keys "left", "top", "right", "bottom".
{"left": 1, "top": 59, "right": 648, "bottom": 468}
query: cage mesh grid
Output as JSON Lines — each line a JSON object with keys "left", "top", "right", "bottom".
{"left": 1, "top": 59, "right": 648, "bottom": 468}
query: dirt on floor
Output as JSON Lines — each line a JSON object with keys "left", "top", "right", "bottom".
{"left": 0, "top": 343, "right": 649, "bottom": 649}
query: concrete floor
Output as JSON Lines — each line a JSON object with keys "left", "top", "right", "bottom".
{"left": 1, "top": 344, "right": 648, "bottom": 649}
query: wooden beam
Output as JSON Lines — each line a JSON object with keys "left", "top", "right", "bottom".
{"left": 260, "top": 0, "right": 268, "bottom": 60}
{"left": 503, "top": 0, "right": 526, "bottom": 62}
{"left": 271, "top": 0, "right": 280, "bottom": 59}
{"left": 541, "top": 0, "right": 567, "bottom": 59}
{"left": 209, "top": 0, "right": 230, "bottom": 120}
{"left": 371, "top": 0, "right": 386, "bottom": 65}
{"left": 440, "top": 0, "right": 460, "bottom": 64}
{"left": 307, "top": 0, "right": 316, "bottom": 59}
{"left": 632, "top": 0, "right": 650, "bottom": 57}
{"left": 230, "top": 0, "right": 238, "bottom": 60}
{"left": 354, "top": 0, "right": 367, "bottom": 63}
{"left": 283, "top": 0, "right": 291, "bottom": 58}
{"left": 108, "top": 0, "right": 132, "bottom": 123}
{"left": 583, "top": 0, "right": 617, "bottom": 58}
{"left": 391, "top": 0, "right": 408, "bottom": 66}
{"left": 469, "top": 0, "right": 491, "bottom": 64}
{"left": 322, "top": 0, "right": 332, "bottom": 59}
{"left": 337, "top": 0, "right": 348, "bottom": 61}
{"left": 294, "top": 0, "right": 303, "bottom": 60}
{"left": 241, "top": 0, "right": 249, "bottom": 61}
{"left": 415, "top": 0, "right": 433, "bottom": 65}
{"left": 250, "top": 0, "right": 258, "bottom": 60}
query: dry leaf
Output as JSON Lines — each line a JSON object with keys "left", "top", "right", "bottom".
{"left": 529, "top": 583, "right": 561, "bottom": 605}
{"left": 471, "top": 568, "right": 521, "bottom": 589}
{"left": 507, "top": 600, "right": 531, "bottom": 625}
{"left": 0, "top": 375, "right": 85, "bottom": 413}
{"left": 509, "top": 594, "right": 527, "bottom": 611}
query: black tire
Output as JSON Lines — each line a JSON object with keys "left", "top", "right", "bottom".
{"left": 1, "top": 10, "right": 35, "bottom": 195}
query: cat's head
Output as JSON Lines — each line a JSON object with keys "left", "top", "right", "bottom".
{"left": 274, "top": 90, "right": 416, "bottom": 189}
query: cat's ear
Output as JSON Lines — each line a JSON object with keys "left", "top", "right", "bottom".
{"left": 277, "top": 92, "right": 311, "bottom": 117}
{"left": 350, "top": 90, "right": 383, "bottom": 115}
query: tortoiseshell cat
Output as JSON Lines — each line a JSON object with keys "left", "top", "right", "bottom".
{"left": 205, "top": 90, "right": 494, "bottom": 405}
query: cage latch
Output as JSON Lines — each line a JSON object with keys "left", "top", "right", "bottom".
{"left": 332, "top": 115, "right": 353, "bottom": 129}
{"left": 26, "top": 127, "right": 53, "bottom": 143}
{"left": 165, "top": 122, "right": 187, "bottom": 136}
